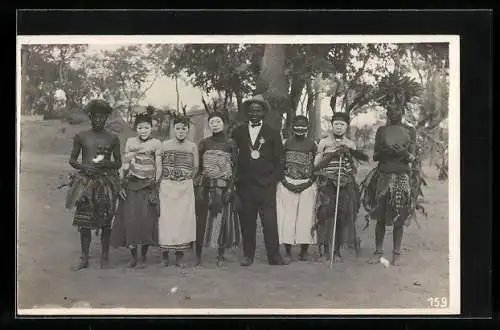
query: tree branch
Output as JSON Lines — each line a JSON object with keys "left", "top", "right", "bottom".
{"left": 409, "top": 48, "right": 425, "bottom": 86}
{"left": 137, "top": 70, "right": 161, "bottom": 102}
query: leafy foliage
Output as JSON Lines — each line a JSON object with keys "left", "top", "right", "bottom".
{"left": 376, "top": 71, "right": 422, "bottom": 110}
{"left": 165, "top": 44, "right": 262, "bottom": 97}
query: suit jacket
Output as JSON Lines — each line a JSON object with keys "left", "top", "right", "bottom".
{"left": 231, "top": 123, "right": 284, "bottom": 188}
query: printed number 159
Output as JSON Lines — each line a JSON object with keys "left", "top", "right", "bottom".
{"left": 427, "top": 297, "right": 448, "bottom": 308}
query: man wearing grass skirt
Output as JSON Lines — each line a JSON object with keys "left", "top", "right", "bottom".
{"left": 64, "top": 100, "right": 122, "bottom": 271}
{"left": 361, "top": 94, "right": 417, "bottom": 267}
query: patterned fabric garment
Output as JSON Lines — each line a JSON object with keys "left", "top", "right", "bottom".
{"left": 284, "top": 150, "right": 314, "bottom": 180}
{"left": 130, "top": 153, "right": 155, "bottom": 179}
{"left": 162, "top": 150, "right": 194, "bottom": 180}
{"left": 361, "top": 168, "right": 412, "bottom": 226}
{"left": 66, "top": 171, "right": 121, "bottom": 230}
{"left": 376, "top": 172, "right": 411, "bottom": 225}
{"left": 319, "top": 153, "right": 355, "bottom": 186}
{"left": 202, "top": 149, "right": 233, "bottom": 180}
{"left": 314, "top": 176, "right": 360, "bottom": 249}
{"left": 124, "top": 138, "right": 161, "bottom": 180}
{"left": 195, "top": 135, "right": 240, "bottom": 249}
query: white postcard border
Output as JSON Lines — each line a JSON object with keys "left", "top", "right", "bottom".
{"left": 16, "top": 34, "right": 460, "bottom": 316}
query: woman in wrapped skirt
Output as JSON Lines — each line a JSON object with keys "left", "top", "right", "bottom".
{"left": 110, "top": 113, "right": 162, "bottom": 268}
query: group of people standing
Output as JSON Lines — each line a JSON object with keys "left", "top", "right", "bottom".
{"left": 65, "top": 92, "right": 420, "bottom": 271}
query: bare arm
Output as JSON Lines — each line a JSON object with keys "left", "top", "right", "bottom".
{"left": 124, "top": 138, "right": 137, "bottom": 163}
{"left": 120, "top": 138, "right": 131, "bottom": 177}
{"left": 155, "top": 140, "right": 162, "bottom": 182}
{"left": 69, "top": 134, "right": 84, "bottom": 170}
{"left": 405, "top": 127, "right": 417, "bottom": 162}
{"left": 108, "top": 136, "right": 122, "bottom": 170}
{"left": 192, "top": 143, "right": 199, "bottom": 179}
{"left": 314, "top": 139, "right": 325, "bottom": 166}
{"left": 373, "top": 127, "right": 384, "bottom": 161}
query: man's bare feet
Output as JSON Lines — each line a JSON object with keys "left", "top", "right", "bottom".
{"left": 100, "top": 255, "right": 110, "bottom": 269}
{"left": 391, "top": 253, "right": 401, "bottom": 266}
{"left": 135, "top": 260, "right": 147, "bottom": 269}
{"left": 71, "top": 258, "right": 89, "bottom": 271}
{"left": 325, "top": 251, "right": 343, "bottom": 263}
{"left": 216, "top": 256, "right": 225, "bottom": 268}
{"left": 128, "top": 258, "right": 138, "bottom": 268}
{"left": 298, "top": 252, "right": 310, "bottom": 261}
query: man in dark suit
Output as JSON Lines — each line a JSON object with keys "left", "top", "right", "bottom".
{"left": 231, "top": 95, "right": 288, "bottom": 266}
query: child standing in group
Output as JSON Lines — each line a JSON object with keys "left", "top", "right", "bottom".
{"left": 111, "top": 113, "right": 162, "bottom": 268}
{"left": 158, "top": 116, "right": 198, "bottom": 267}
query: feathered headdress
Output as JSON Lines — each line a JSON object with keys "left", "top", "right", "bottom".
{"left": 377, "top": 72, "right": 422, "bottom": 112}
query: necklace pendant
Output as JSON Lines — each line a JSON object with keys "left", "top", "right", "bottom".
{"left": 250, "top": 150, "right": 261, "bottom": 160}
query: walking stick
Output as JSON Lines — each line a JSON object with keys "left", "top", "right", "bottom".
{"left": 329, "top": 156, "right": 343, "bottom": 269}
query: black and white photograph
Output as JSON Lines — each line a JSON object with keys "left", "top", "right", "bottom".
{"left": 16, "top": 35, "right": 459, "bottom": 315}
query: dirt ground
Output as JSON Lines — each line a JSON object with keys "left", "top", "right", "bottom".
{"left": 17, "top": 148, "right": 450, "bottom": 312}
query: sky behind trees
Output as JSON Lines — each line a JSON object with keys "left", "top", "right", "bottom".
{"left": 85, "top": 44, "right": 379, "bottom": 128}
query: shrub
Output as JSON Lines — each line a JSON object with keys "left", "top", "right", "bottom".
{"left": 64, "top": 108, "right": 88, "bottom": 125}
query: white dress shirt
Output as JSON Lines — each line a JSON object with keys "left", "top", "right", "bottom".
{"left": 248, "top": 120, "right": 263, "bottom": 145}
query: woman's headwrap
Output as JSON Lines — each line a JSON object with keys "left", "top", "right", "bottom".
{"left": 331, "top": 112, "right": 350, "bottom": 124}
{"left": 83, "top": 100, "right": 113, "bottom": 116}
{"left": 134, "top": 113, "right": 153, "bottom": 128}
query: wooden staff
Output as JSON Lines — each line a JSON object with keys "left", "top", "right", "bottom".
{"left": 329, "top": 156, "right": 343, "bottom": 269}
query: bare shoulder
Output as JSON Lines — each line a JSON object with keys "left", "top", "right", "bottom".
{"left": 403, "top": 124, "right": 417, "bottom": 134}
{"left": 317, "top": 137, "right": 329, "bottom": 148}
{"left": 125, "top": 136, "right": 136, "bottom": 145}
{"left": 76, "top": 129, "right": 92, "bottom": 139}
{"left": 150, "top": 137, "right": 161, "bottom": 144}
{"left": 104, "top": 130, "right": 120, "bottom": 143}
{"left": 189, "top": 140, "right": 198, "bottom": 151}
{"left": 344, "top": 138, "right": 357, "bottom": 149}
{"left": 162, "top": 139, "right": 174, "bottom": 149}
{"left": 150, "top": 138, "right": 162, "bottom": 148}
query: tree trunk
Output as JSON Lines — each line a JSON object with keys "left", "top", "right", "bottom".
{"left": 310, "top": 76, "right": 323, "bottom": 140}
{"left": 21, "top": 50, "right": 29, "bottom": 115}
{"left": 175, "top": 75, "right": 180, "bottom": 112}
{"left": 259, "top": 44, "right": 290, "bottom": 132}
{"left": 235, "top": 90, "right": 244, "bottom": 123}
